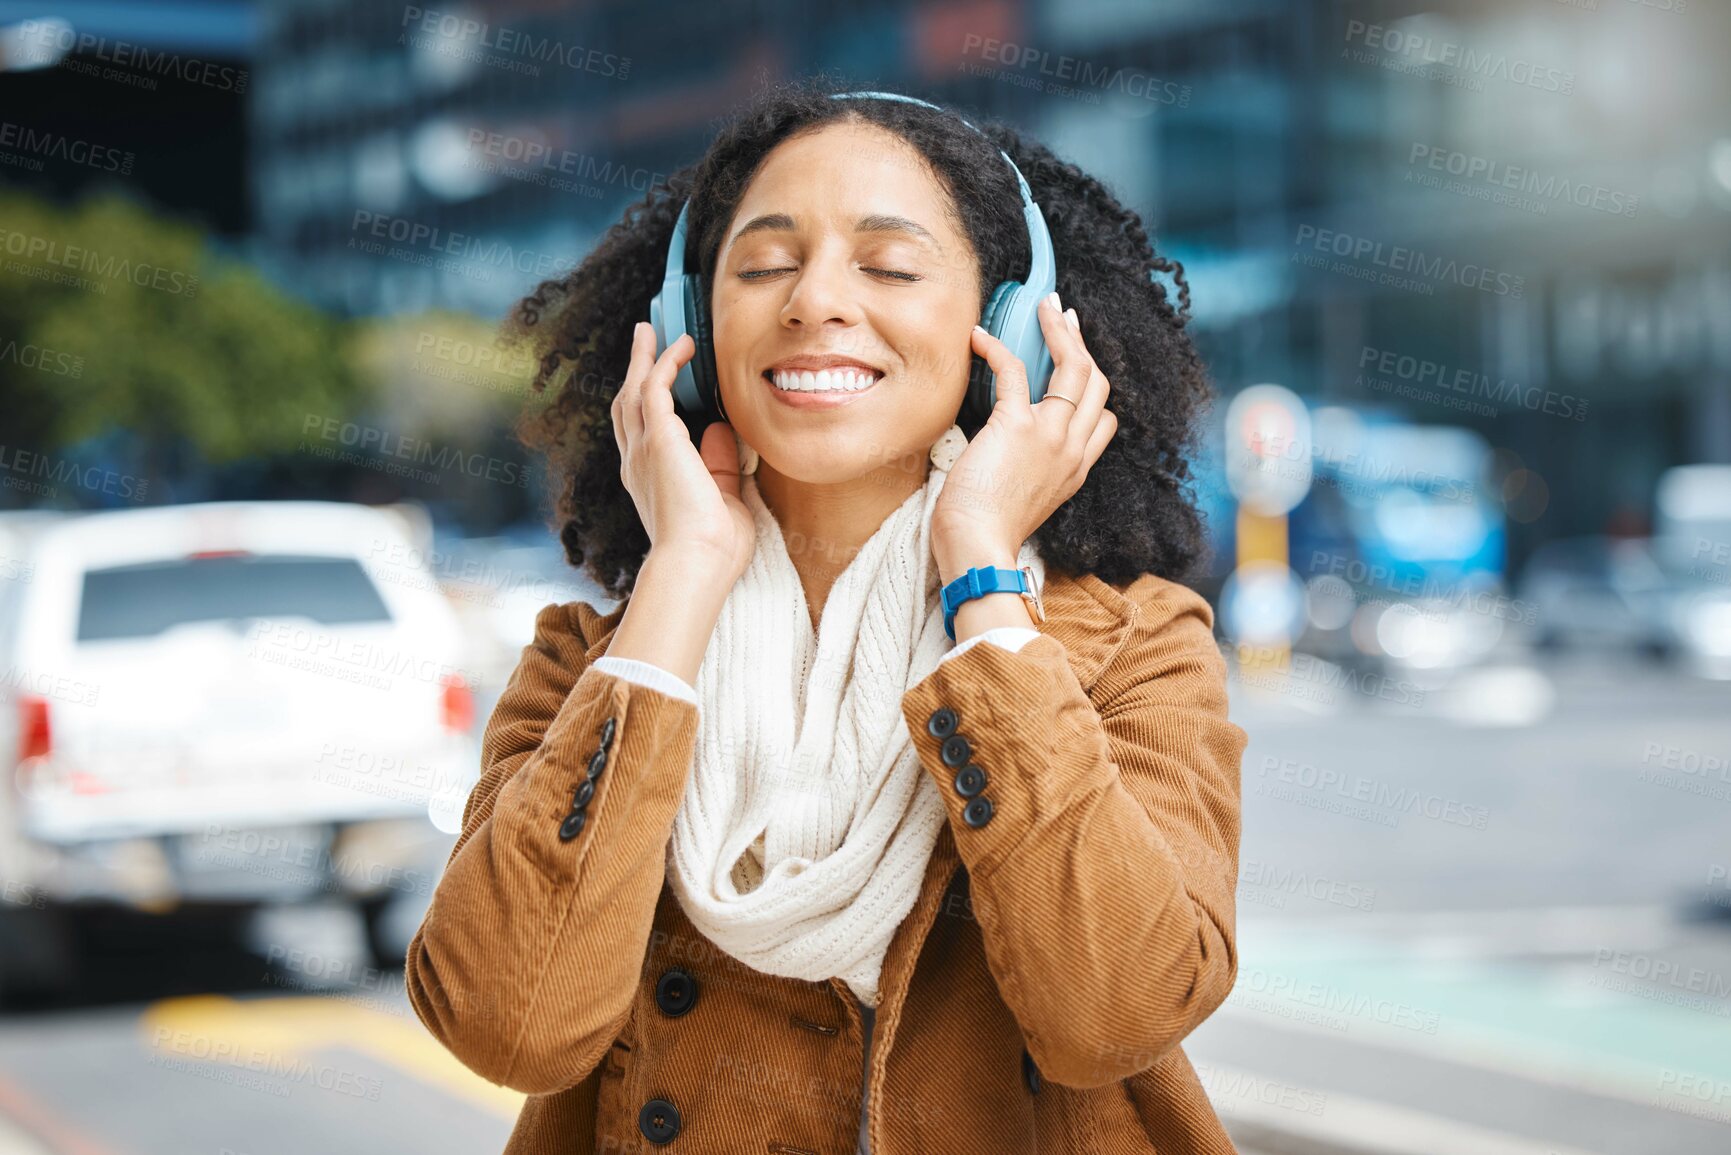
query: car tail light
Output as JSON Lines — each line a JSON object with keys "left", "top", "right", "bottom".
{"left": 69, "top": 770, "right": 111, "bottom": 795}
{"left": 18, "top": 694, "right": 51, "bottom": 762}
{"left": 441, "top": 673, "right": 474, "bottom": 733}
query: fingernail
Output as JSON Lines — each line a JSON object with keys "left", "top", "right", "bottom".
{"left": 1066, "top": 307, "right": 1079, "bottom": 331}
{"left": 1046, "top": 291, "right": 1060, "bottom": 312}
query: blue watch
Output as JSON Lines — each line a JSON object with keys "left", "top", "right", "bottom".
{"left": 940, "top": 564, "right": 1046, "bottom": 641}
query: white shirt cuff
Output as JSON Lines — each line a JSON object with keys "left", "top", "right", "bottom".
{"left": 938, "top": 626, "right": 1044, "bottom": 666}
{"left": 594, "top": 629, "right": 1039, "bottom": 700}
{"left": 592, "top": 656, "right": 699, "bottom": 706}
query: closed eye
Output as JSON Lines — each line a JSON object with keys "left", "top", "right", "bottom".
{"left": 738, "top": 267, "right": 921, "bottom": 282}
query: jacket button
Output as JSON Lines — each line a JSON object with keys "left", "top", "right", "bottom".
{"left": 558, "top": 810, "right": 586, "bottom": 841}
{"left": 953, "top": 764, "right": 988, "bottom": 798}
{"left": 586, "top": 748, "right": 608, "bottom": 780}
{"left": 940, "top": 734, "right": 972, "bottom": 768}
{"left": 1023, "top": 1048, "right": 1041, "bottom": 1094}
{"left": 572, "top": 778, "right": 596, "bottom": 808}
{"left": 926, "top": 707, "right": 958, "bottom": 738}
{"left": 638, "top": 1097, "right": 681, "bottom": 1144}
{"left": 655, "top": 967, "right": 699, "bottom": 1017}
{"left": 962, "top": 797, "right": 994, "bottom": 828}
{"left": 600, "top": 717, "right": 617, "bottom": 748}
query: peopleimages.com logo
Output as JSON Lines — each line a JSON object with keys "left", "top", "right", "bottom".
{"left": 1357, "top": 344, "right": 1588, "bottom": 422}
{"left": 1342, "top": 20, "right": 1575, "bottom": 95}
{"left": 1406, "top": 144, "right": 1639, "bottom": 218}
{"left": 1293, "top": 225, "right": 1525, "bottom": 298}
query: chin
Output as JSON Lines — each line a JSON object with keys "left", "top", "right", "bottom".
{"left": 759, "top": 453, "right": 874, "bottom": 486}
{"left": 758, "top": 436, "right": 921, "bottom": 485}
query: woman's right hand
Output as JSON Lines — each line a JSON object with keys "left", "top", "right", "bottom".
{"left": 613, "top": 322, "right": 756, "bottom": 581}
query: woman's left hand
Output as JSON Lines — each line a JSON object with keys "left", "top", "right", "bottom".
{"left": 932, "top": 291, "right": 1118, "bottom": 565}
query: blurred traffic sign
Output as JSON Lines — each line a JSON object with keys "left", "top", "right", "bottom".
{"left": 1223, "top": 384, "right": 1311, "bottom": 671}
{"left": 1224, "top": 383, "right": 1312, "bottom": 516}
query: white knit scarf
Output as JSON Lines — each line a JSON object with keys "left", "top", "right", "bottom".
{"left": 666, "top": 423, "right": 1044, "bottom": 1008}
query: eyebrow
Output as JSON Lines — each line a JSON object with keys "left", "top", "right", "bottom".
{"left": 729, "top": 212, "right": 943, "bottom": 253}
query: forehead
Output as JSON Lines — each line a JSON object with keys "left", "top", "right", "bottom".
{"left": 727, "top": 121, "right": 963, "bottom": 246}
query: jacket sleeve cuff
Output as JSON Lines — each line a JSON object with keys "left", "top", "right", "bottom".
{"left": 901, "top": 631, "right": 1112, "bottom": 881}
{"left": 492, "top": 663, "right": 699, "bottom": 884}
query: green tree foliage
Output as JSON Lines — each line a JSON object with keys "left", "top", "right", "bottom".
{"left": 347, "top": 308, "right": 539, "bottom": 445}
{"left": 0, "top": 190, "right": 361, "bottom": 468}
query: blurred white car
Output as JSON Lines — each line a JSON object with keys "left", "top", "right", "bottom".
{"left": 1653, "top": 464, "right": 1731, "bottom": 678}
{"left": 425, "top": 527, "right": 617, "bottom": 687}
{"left": 0, "top": 500, "right": 479, "bottom": 999}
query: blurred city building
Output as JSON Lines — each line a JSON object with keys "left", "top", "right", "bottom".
{"left": 241, "top": 0, "right": 1731, "bottom": 580}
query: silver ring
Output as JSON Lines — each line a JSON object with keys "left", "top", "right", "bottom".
{"left": 1043, "top": 392, "right": 1078, "bottom": 407}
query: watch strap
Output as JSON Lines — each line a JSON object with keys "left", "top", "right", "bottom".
{"left": 941, "top": 565, "right": 1032, "bottom": 641}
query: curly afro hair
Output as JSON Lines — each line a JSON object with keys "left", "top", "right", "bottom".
{"left": 505, "top": 73, "right": 1217, "bottom": 602}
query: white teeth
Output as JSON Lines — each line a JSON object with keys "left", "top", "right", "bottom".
{"left": 769, "top": 368, "right": 879, "bottom": 393}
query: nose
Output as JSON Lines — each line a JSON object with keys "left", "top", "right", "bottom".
{"left": 779, "top": 250, "right": 864, "bottom": 331}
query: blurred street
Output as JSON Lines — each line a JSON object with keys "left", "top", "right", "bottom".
{"left": 3, "top": 0, "right": 1730, "bottom": 1150}
{"left": 0, "top": 650, "right": 1724, "bottom": 1155}
{"left": 1189, "top": 648, "right": 1731, "bottom": 1155}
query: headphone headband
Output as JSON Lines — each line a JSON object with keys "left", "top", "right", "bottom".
{"left": 650, "top": 89, "right": 1057, "bottom": 428}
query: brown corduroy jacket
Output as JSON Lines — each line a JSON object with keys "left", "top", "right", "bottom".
{"left": 405, "top": 567, "right": 1248, "bottom": 1154}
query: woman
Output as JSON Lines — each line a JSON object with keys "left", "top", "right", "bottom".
{"left": 405, "top": 77, "right": 1248, "bottom": 1155}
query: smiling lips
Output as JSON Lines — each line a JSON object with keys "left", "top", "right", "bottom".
{"left": 766, "top": 367, "right": 879, "bottom": 393}
{"left": 761, "top": 355, "right": 885, "bottom": 403}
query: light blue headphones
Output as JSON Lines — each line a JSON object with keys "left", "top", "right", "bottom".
{"left": 648, "top": 89, "right": 1058, "bottom": 428}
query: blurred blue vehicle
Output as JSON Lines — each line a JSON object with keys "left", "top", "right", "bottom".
{"left": 1198, "top": 402, "right": 1516, "bottom": 677}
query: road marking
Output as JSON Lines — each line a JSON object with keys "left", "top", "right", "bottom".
{"left": 1219, "top": 911, "right": 1731, "bottom": 1111}
{"left": 1206, "top": 1001, "right": 1704, "bottom": 1119}
{"left": 139, "top": 994, "right": 523, "bottom": 1117}
{"left": 1201, "top": 1059, "right": 1606, "bottom": 1155}
{"left": 0, "top": 1070, "right": 117, "bottom": 1155}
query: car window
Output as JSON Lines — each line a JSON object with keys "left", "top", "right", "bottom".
{"left": 77, "top": 554, "right": 393, "bottom": 642}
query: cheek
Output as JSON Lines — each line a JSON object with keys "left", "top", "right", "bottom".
{"left": 712, "top": 291, "right": 755, "bottom": 347}
{"left": 900, "top": 327, "right": 974, "bottom": 392}
{"left": 884, "top": 300, "right": 974, "bottom": 381}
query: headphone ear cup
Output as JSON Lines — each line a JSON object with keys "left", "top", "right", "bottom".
{"left": 684, "top": 274, "right": 724, "bottom": 424}
{"left": 967, "top": 281, "right": 1017, "bottom": 425}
